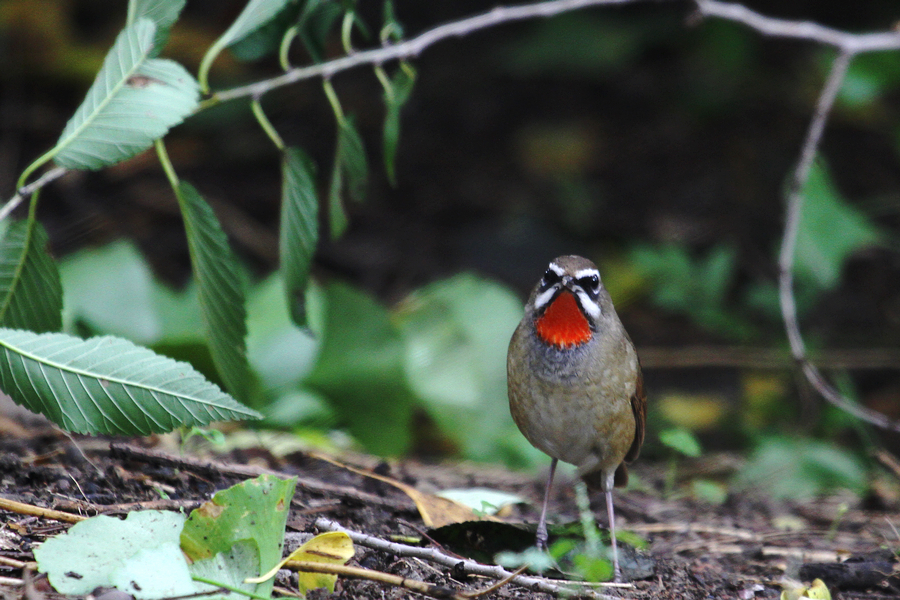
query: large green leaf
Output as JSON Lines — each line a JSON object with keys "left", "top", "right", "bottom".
{"left": 127, "top": 0, "right": 187, "bottom": 54}
{"left": 199, "top": 0, "right": 293, "bottom": 89}
{"left": 0, "top": 220, "right": 62, "bottom": 333}
{"left": 0, "top": 328, "right": 261, "bottom": 435}
{"left": 796, "top": 161, "right": 882, "bottom": 289}
{"left": 53, "top": 19, "right": 199, "bottom": 170}
{"left": 304, "top": 282, "right": 414, "bottom": 456}
{"left": 176, "top": 181, "right": 252, "bottom": 401}
{"left": 280, "top": 148, "right": 319, "bottom": 327}
{"left": 35, "top": 511, "right": 193, "bottom": 598}
{"left": 394, "top": 274, "right": 539, "bottom": 465}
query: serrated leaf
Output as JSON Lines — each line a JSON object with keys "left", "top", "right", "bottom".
{"left": 796, "top": 161, "right": 882, "bottom": 289}
{"left": 175, "top": 181, "right": 251, "bottom": 401}
{"left": 327, "top": 162, "right": 348, "bottom": 240}
{"left": 200, "top": 0, "right": 292, "bottom": 88}
{"left": 297, "top": 1, "right": 343, "bottom": 63}
{"left": 53, "top": 19, "right": 199, "bottom": 170}
{"left": 280, "top": 148, "right": 319, "bottom": 327}
{"left": 338, "top": 117, "right": 368, "bottom": 202}
{"left": 327, "top": 118, "right": 367, "bottom": 239}
{"left": 0, "top": 220, "right": 62, "bottom": 333}
{"left": 382, "top": 65, "right": 415, "bottom": 185}
{"left": 220, "top": 0, "right": 294, "bottom": 48}
{"left": 127, "top": 0, "right": 187, "bottom": 54}
{"left": 0, "top": 328, "right": 261, "bottom": 435}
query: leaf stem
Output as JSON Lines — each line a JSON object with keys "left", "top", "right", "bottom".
{"left": 155, "top": 138, "right": 180, "bottom": 189}
{"left": 341, "top": 11, "right": 355, "bottom": 54}
{"left": 279, "top": 24, "right": 300, "bottom": 71}
{"left": 250, "top": 98, "right": 285, "bottom": 151}
{"left": 322, "top": 80, "right": 345, "bottom": 125}
{"left": 190, "top": 576, "right": 270, "bottom": 600}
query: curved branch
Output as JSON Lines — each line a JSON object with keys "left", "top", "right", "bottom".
{"left": 695, "top": 0, "right": 900, "bottom": 52}
{"left": 775, "top": 50, "right": 900, "bottom": 432}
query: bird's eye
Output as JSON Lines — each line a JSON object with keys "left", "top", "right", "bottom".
{"left": 542, "top": 269, "right": 561, "bottom": 287}
{"left": 578, "top": 274, "right": 600, "bottom": 293}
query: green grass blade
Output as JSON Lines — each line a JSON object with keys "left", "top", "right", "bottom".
{"left": 0, "top": 329, "right": 261, "bottom": 435}
{"left": 280, "top": 148, "right": 319, "bottom": 327}
{"left": 0, "top": 220, "right": 63, "bottom": 333}
{"left": 176, "top": 181, "right": 251, "bottom": 401}
{"left": 53, "top": 18, "right": 199, "bottom": 170}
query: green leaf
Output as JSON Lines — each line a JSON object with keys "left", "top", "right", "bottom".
{"left": 53, "top": 19, "right": 199, "bottom": 170}
{"left": 0, "top": 328, "right": 261, "bottom": 435}
{"left": 246, "top": 273, "right": 319, "bottom": 392}
{"left": 175, "top": 181, "right": 252, "bottom": 401}
{"left": 658, "top": 427, "right": 702, "bottom": 457}
{"left": 60, "top": 240, "right": 161, "bottom": 343}
{"left": 327, "top": 117, "right": 367, "bottom": 239}
{"left": 280, "top": 147, "right": 319, "bottom": 327}
{"left": 181, "top": 475, "right": 296, "bottom": 599}
{"left": 327, "top": 163, "right": 349, "bottom": 239}
{"left": 735, "top": 437, "right": 867, "bottom": 500}
{"left": 0, "top": 220, "right": 62, "bottom": 333}
{"left": 199, "top": 0, "right": 293, "bottom": 89}
{"left": 296, "top": 0, "right": 343, "bottom": 63}
{"left": 338, "top": 117, "right": 368, "bottom": 202}
{"left": 395, "top": 274, "right": 538, "bottom": 465}
{"left": 304, "top": 282, "right": 414, "bottom": 455}
{"left": 795, "top": 161, "right": 882, "bottom": 289}
{"left": 127, "top": 0, "right": 187, "bottom": 54}
{"left": 230, "top": 1, "right": 304, "bottom": 62}
{"left": 382, "top": 65, "right": 415, "bottom": 185}
{"left": 35, "top": 511, "right": 194, "bottom": 598}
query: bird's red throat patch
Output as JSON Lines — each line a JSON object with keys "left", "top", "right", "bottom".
{"left": 535, "top": 290, "right": 592, "bottom": 348}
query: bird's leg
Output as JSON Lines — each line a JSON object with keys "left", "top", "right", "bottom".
{"left": 535, "top": 458, "right": 558, "bottom": 551}
{"left": 605, "top": 488, "right": 621, "bottom": 582}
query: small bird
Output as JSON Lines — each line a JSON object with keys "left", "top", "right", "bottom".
{"left": 507, "top": 255, "right": 646, "bottom": 580}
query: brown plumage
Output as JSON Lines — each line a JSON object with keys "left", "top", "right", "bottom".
{"left": 507, "top": 255, "right": 646, "bottom": 580}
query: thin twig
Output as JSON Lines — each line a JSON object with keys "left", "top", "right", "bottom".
{"left": 0, "top": 496, "right": 86, "bottom": 524}
{"left": 314, "top": 517, "right": 617, "bottom": 599}
{"left": 284, "top": 560, "right": 469, "bottom": 600}
{"left": 773, "top": 49, "right": 900, "bottom": 432}
{"left": 0, "top": 166, "right": 68, "bottom": 222}
{"left": 213, "top": 0, "right": 638, "bottom": 103}
{"left": 694, "top": 0, "right": 900, "bottom": 52}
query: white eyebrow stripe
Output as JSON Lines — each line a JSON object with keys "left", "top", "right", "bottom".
{"left": 547, "top": 262, "right": 565, "bottom": 276}
{"left": 534, "top": 286, "right": 558, "bottom": 311}
{"left": 574, "top": 268, "right": 600, "bottom": 280}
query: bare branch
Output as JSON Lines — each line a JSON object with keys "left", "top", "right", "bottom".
{"left": 0, "top": 166, "right": 68, "bottom": 222}
{"left": 213, "top": 0, "right": 640, "bottom": 103}
{"left": 313, "top": 517, "right": 619, "bottom": 599}
{"left": 774, "top": 50, "right": 900, "bottom": 432}
{"left": 695, "top": 0, "right": 900, "bottom": 52}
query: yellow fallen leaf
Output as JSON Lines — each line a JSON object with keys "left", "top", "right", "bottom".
{"left": 309, "top": 452, "right": 483, "bottom": 527}
{"left": 805, "top": 579, "right": 832, "bottom": 600}
{"left": 245, "top": 531, "right": 354, "bottom": 593}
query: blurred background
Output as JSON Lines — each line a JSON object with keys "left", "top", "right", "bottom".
{"left": 2, "top": 0, "right": 900, "bottom": 502}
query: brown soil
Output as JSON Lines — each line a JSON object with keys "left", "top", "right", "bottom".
{"left": 1, "top": 412, "right": 898, "bottom": 600}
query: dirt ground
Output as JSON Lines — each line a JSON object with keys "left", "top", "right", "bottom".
{"left": 1, "top": 407, "right": 898, "bottom": 600}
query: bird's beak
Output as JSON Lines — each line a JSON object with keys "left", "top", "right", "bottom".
{"left": 561, "top": 275, "right": 575, "bottom": 290}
